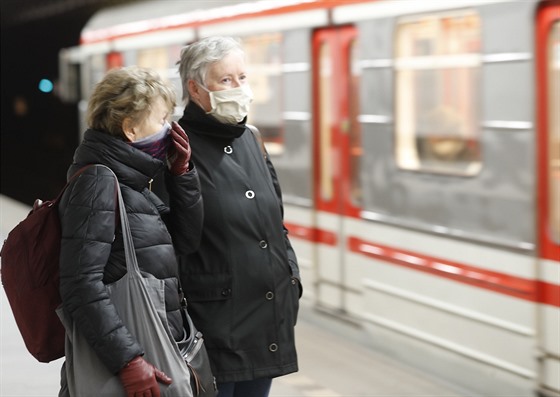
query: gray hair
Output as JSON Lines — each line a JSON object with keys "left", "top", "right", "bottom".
{"left": 178, "top": 36, "right": 244, "bottom": 103}
{"left": 87, "top": 66, "right": 176, "bottom": 138}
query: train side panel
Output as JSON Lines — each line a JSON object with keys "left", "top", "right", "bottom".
{"left": 57, "top": 1, "right": 559, "bottom": 395}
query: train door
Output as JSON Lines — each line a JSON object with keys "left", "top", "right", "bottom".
{"left": 312, "top": 26, "right": 361, "bottom": 313}
{"left": 535, "top": 1, "right": 560, "bottom": 396}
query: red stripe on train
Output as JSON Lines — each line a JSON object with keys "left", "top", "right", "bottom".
{"left": 348, "top": 236, "right": 559, "bottom": 307}
{"left": 536, "top": 280, "right": 560, "bottom": 308}
{"left": 347, "top": 236, "right": 538, "bottom": 303}
{"left": 284, "top": 222, "right": 337, "bottom": 246}
{"left": 284, "top": 222, "right": 559, "bottom": 307}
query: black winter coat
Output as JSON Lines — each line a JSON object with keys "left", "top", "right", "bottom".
{"left": 58, "top": 129, "right": 203, "bottom": 374}
{"left": 176, "top": 103, "right": 301, "bottom": 383}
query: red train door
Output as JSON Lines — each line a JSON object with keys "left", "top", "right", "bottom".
{"left": 312, "top": 26, "right": 361, "bottom": 313}
{"left": 535, "top": 1, "right": 560, "bottom": 395}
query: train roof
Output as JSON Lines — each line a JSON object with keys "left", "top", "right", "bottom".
{"left": 81, "top": 0, "right": 310, "bottom": 44}
{"left": 80, "top": 0, "right": 531, "bottom": 45}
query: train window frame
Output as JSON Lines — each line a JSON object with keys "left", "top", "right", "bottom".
{"left": 394, "top": 11, "right": 482, "bottom": 177}
{"left": 349, "top": 37, "right": 363, "bottom": 207}
{"left": 548, "top": 21, "right": 560, "bottom": 243}
{"left": 318, "top": 40, "right": 334, "bottom": 202}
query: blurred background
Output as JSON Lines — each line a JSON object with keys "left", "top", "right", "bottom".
{"left": 1, "top": 1, "right": 558, "bottom": 396}
{"left": 1, "top": 0, "right": 137, "bottom": 204}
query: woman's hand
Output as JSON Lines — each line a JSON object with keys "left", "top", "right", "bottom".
{"left": 167, "top": 121, "right": 191, "bottom": 176}
{"left": 118, "top": 356, "right": 172, "bottom": 397}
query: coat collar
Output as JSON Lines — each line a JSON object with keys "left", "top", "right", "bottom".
{"left": 179, "top": 102, "right": 247, "bottom": 140}
{"left": 68, "top": 129, "right": 165, "bottom": 191}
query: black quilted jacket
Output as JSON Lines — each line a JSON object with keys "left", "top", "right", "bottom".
{"left": 58, "top": 129, "right": 203, "bottom": 374}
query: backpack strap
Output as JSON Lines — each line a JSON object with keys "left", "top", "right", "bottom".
{"left": 34, "top": 165, "right": 96, "bottom": 211}
{"left": 40, "top": 164, "right": 120, "bottom": 229}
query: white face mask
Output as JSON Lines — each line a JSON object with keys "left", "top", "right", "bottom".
{"left": 199, "top": 84, "right": 254, "bottom": 124}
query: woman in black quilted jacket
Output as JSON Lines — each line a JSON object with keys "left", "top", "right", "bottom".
{"left": 57, "top": 66, "right": 203, "bottom": 396}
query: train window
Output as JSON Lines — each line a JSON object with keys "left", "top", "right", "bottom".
{"left": 137, "top": 47, "right": 172, "bottom": 78}
{"left": 349, "top": 38, "right": 363, "bottom": 206}
{"left": 395, "top": 12, "right": 482, "bottom": 176}
{"left": 137, "top": 46, "right": 184, "bottom": 117}
{"left": 548, "top": 21, "right": 560, "bottom": 242}
{"left": 241, "top": 33, "right": 283, "bottom": 155}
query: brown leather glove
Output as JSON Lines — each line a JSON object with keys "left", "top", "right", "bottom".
{"left": 167, "top": 121, "right": 191, "bottom": 176}
{"left": 118, "top": 356, "right": 172, "bottom": 397}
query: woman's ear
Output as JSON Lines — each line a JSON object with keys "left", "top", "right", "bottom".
{"left": 122, "top": 118, "right": 135, "bottom": 142}
{"left": 188, "top": 79, "right": 201, "bottom": 102}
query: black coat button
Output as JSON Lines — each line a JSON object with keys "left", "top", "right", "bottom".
{"left": 269, "top": 343, "right": 278, "bottom": 352}
{"left": 221, "top": 288, "right": 231, "bottom": 297}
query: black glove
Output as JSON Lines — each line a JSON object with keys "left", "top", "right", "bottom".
{"left": 167, "top": 121, "right": 191, "bottom": 176}
{"left": 118, "top": 356, "right": 172, "bottom": 397}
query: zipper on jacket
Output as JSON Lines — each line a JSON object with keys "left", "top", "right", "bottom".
{"left": 148, "top": 178, "right": 153, "bottom": 191}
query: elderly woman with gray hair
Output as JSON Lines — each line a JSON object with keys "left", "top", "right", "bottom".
{"left": 171, "top": 36, "right": 302, "bottom": 397}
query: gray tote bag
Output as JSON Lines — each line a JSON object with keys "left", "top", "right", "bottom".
{"left": 57, "top": 167, "right": 193, "bottom": 397}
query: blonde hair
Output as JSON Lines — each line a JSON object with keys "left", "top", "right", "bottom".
{"left": 87, "top": 66, "right": 176, "bottom": 138}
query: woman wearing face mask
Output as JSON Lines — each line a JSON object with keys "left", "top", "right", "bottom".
{"left": 174, "top": 36, "right": 301, "bottom": 397}
{"left": 57, "top": 66, "right": 203, "bottom": 396}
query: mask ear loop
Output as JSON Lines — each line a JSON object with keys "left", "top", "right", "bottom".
{"left": 197, "top": 82, "right": 211, "bottom": 93}
{"left": 191, "top": 81, "right": 212, "bottom": 110}
{"left": 197, "top": 82, "right": 219, "bottom": 113}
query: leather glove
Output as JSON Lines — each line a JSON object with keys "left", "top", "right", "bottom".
{"left": 167, "top": 121, "right": 191, "bottom": 176}
{"left": 118, "top": 356, "right": 172, "bottom": 397}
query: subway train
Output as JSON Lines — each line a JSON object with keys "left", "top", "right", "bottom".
{"left": 57, "top": 0, "right": 560, "bottom": 396}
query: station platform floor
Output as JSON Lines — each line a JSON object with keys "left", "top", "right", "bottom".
{"left": 1, "top": 194, "right": 468, "bottom": 396}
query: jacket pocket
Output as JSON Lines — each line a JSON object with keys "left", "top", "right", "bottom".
{"left": 180, "top": 271, "right": 233, "bottom": 303}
